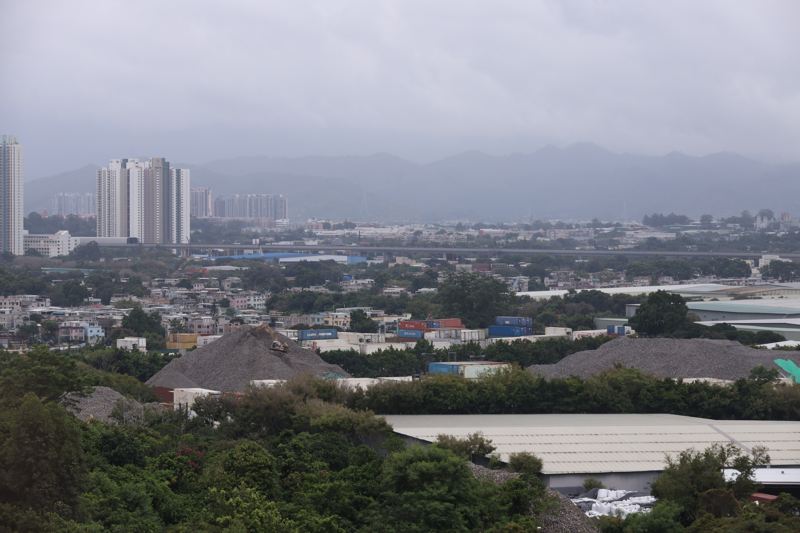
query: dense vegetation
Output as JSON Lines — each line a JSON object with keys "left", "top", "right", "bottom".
{"left": 630, "top": 291, "right": 785, "bottom": 343}
{"left": 0, "top": 350, "right": 553, "bottom": 531}
{"left": 321, "top": 336, "right": 612, "bottom": 377}
{"left": 600, "top": 444, "right": 800, "bottom": 532}
{"left": 1, "top": 340, "right": 799, "bottom": 530}
{"left": 338, "top": 367, "right": 800, "bottom": 420}
{"left": 24, "top": 212, "right": 97, "bottom": 236}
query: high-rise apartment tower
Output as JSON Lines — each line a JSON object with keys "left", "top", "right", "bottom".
{"left": 0, "top": 135, "right": 24, "bottom": 255}
{"left": 96, "top": 157, "right": 190, "bottom": 244}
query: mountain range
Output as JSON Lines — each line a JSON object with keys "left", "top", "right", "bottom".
{"left": 25, "top": 144, "right": 800, "bottom": 222}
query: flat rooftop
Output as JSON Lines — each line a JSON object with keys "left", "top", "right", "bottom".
{"left": 688, "top": 300, "right": 800, "bottom": 315}
{"left": 383, "top": 414, "right": 800, "bottom": 475}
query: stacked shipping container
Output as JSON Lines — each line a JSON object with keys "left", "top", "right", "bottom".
{"left": 297, "top": 328, "right": 339, "bottom": 341}
{"left": 487, "top": 316, "right": 533, "bottom": 338}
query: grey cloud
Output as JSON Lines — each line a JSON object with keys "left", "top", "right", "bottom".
{"left": 1, "top": 0, "right": 799, "bottom": 177}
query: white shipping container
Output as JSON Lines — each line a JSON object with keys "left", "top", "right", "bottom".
{"left": 460, "top": 329, "right": 487, "bottom": 342}
{"left": 571, "top": 329, "right": 607, "bottom": 340}
{"left": 173, "top": 388, "right": 221, "bottom": 411}
{"left": 275, "top": 329, "right": 299, "bottom": 340}
{"left": 424, "top": 328, "right": 461, "bottom": 340}
{"left": 462, "top": 362, "right": 512, "bottom": 379}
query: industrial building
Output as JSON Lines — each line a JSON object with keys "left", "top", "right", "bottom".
{"left": 518, "top": 283, "right": 800, "bottom": 302}
{"left": 23, "top": 230, "right": 79, "bottom": 257}
{"left": 384, "top": 414, "right": 800, "bottom": 492}
{"left": 686, "top": 300, "right": 800, "bottom": 321}
{"left": 697, "top": 318, "right": 800, "bottom": 341}
{"left": 428, "top": 361, "right": 512, "bottom": 379}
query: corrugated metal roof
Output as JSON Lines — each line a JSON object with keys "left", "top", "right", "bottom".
{"left": 383, "top": 414, "right": 800, "bottom": 475}
{"left": 688, "top": 300, "right": 800, "bottom": 315}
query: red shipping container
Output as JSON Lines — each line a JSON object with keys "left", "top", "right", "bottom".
{"left": 438, "top": 318, "right": 464, "bottom": 328}
{"left": 399, "top": 320, "right": 429, "bottom": 331}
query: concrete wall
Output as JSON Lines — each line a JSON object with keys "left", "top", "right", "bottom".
{"left": 546, "top": 471, "right": 660, "bottom": 494}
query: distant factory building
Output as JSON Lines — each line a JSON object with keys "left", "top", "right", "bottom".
{"left": 23, "top": 230, "right": 79, "bottom": 257}
{"left": 385, "top": 414, "right": 800, "bottom": 492}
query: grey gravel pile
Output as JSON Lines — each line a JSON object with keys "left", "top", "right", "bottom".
{"left": 146, "top": 325, "right": 349, "bottom": 392}
{"left": 539, "top": 490, "right": 600, "bottom": 533}
{"left": 63, "top": 386, "right": 145, "bottom": 424}
{"left": 467, "top": 463, "right": 598, "bottom": 533}
{"left": 528, "top": 337, "right": 793, "bottom": 381}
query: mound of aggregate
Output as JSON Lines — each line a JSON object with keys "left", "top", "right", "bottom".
{"left": 147, "top": 325, "right": 349, "bottom": 392}
{"left": 63, "top": 386, "right": 145, "bottom": 424}
{"left": 467, "top": 463, "right": 598, "bottom": 533}
{"left": 528, "top": 336, "right": 792, "bottom": 381}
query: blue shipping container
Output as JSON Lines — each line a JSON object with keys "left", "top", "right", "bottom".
{"left": 426, "top": 320, "right": 441, "bottom": 329}
{"left": 607, "top": 325, "right": 616, "bottom": 334}
{"left": 298, "top": 328, "right": 339, "bottom": 341}
{"left": 495, "top": 316, "right": 534, "bottom": 327}
{"left": 488, "top": 325, "right": 533, "bottom": 338}
{"left": 428, "top": 362, "right": 461, "bottom": 375}
{"left": 616, "top": 326, "right": 627, "bottom": 335}
{"left": 397, "top": 328, "right": 424, "bottom": 339}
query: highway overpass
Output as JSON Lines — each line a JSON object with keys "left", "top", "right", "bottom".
{"left": 93, "top": 241, "right": 798, "bottom": 260}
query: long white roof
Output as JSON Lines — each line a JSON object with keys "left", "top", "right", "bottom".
{"left": 383, "top": 414, "right": 800, "bottom": 475}
{"left": 516, "top": 284, "right": 730, "bottom": 300}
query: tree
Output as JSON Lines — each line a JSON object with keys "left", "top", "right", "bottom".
{"left": 16, "top": 323, "right": 40, "bottom": 344}
{"left": 651, "top": 443, "right": 769, "bottom": 524}
{"left": 203, "top": 440, "right": 280, "bottom": 498}
{"left": 435, "top": 432, "right": 496, "bottom": 460}
{"left": 69, "top": 241, "right": 101, "bottom": 262}
{"left": 0, "top": 347, "right": 87, "bottom": 403}
{"left": 50, "top": 280, "right": 89, "bottom": 307}
{"left": 241, "top": 262, "right": 286, "bottom": 292}
{"left": 349, "top": 309, "right": 378, "bottom": 333}
{"left": 381, "top": 446, "right": 482, "bottom": 531}
{"left": 507, "top": 452, "right": 543, "bottom": 477}
{"left": 628, "top": 291, "right": 689, "bottom": 336}
{"left": 0, "top": 394, "right": 86, "bottom": 511}
{"left": 122, "top": 306, "right": 165, "bottom": 338}
{"left": 642, "top": 213, "right": 691, "bottom": 227}
{"left": 168, "top": 318, "right": 187, "bottom": 333}
{"left": 700, "top": 214, "right": 714, "bottom": 227}
{"left": 620, "top": 501, "right": 684, "bottom": 532}
{"left": 757, "top": 209, "right": 774, "bottom": 220}
{"left": 121, "top": 306, "right": 166, "bottom": 348}
{"left": 762, "top": 260, "right": 800, "bottom": 282}
{"left": 437, "top": 272, "right": 513, "bottom": 328}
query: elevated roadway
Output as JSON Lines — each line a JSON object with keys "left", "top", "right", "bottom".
{"left": 95, "top": 242, "right": 799, "bottom": 260}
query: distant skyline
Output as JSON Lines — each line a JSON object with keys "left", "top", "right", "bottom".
{"left": 2, "top": 0, "right": 799, "bottom": 178}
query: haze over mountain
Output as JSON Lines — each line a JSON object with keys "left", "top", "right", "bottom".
{"left": 26, "top": 144, "right": 800, "bottom": 222}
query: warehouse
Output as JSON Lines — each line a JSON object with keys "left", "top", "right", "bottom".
{"left": 686, "top": 300, "right": 800, "bottom": 321}
{"left": 696, "top": 318, "right": 800, "bottom": 341}
{"left": 518, "top": 283, "right": 800, "bottom": 302}
{"left": 384, "top": 413, "right": 800, "bottom": 493}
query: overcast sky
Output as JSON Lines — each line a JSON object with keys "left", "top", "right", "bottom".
{"left": 2, "top": 0, "right": 799, "bottom": 177}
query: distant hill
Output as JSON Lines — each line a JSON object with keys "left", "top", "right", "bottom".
{"left": 25, "top": 164, "right": 98, "bottom": 213}
{"left": 23, "top": 146, "right": 800, "bottom": 221}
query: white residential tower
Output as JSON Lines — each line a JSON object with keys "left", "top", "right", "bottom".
{"left": 0, "top": 135, "right": 24, "bottom": 255}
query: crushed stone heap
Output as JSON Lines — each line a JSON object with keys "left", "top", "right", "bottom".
{"left": 63, "top": 386, "right": 145, "bottom": 424}
{"left": 147, "top": 325, "right": 349, "bottom": 392}
{"left": 528, "top": 336, "right": 794, "bottom": 381}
